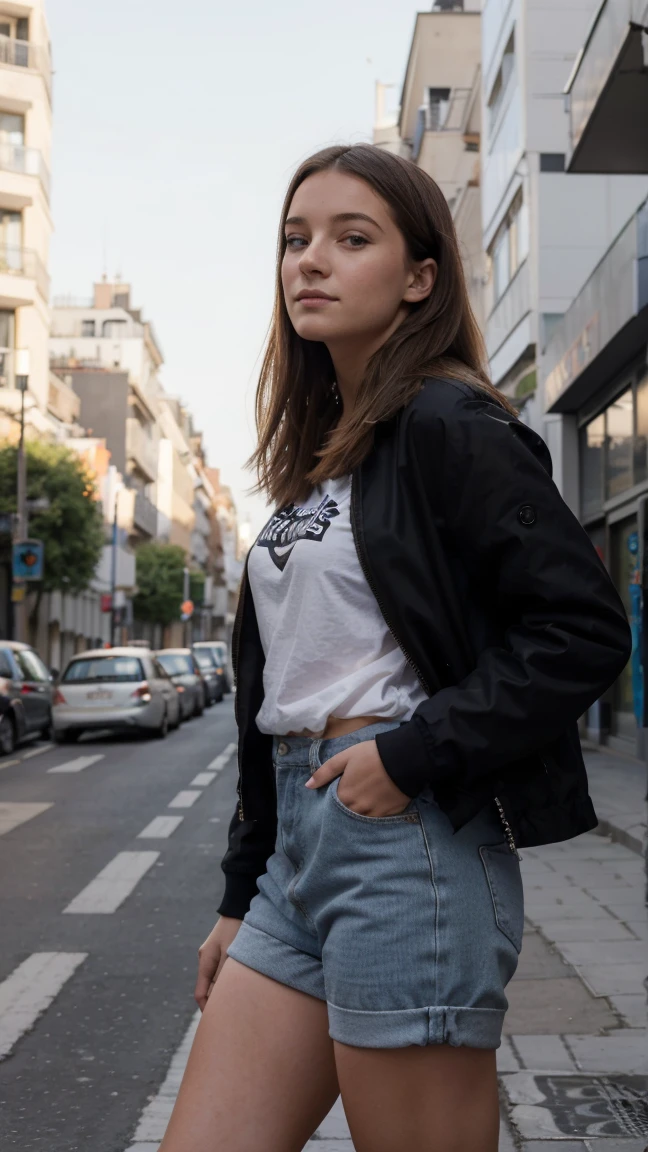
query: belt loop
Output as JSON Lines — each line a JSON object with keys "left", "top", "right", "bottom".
{"left": 309, "top": 738, "right": 322, "bottom": 772}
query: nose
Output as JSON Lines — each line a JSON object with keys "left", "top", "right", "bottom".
{"left": 298, "top": 236, "right": 331, "bottom": 278}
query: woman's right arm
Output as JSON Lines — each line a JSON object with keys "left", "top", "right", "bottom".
{"left": 194, "top": 914, "right": 242, "bottom": 1010}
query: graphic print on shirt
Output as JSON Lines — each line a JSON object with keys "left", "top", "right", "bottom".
{"left": 257, "top": 492, "right": 340, "bottom": 572}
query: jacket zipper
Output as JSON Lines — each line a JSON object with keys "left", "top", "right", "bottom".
{"left": 231, "top": 557, "right": 249, "bottom": 822}
{"left": 349, "top": 468, "right": 431, "bottom": 696}
{"left": 351, "top": 468, "right": 520, "bottom": 857}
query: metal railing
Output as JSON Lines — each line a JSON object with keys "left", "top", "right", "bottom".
{"left": 126, "top": 418, "right": 158, "bottom": 483}
{"left": 412, "top": 88, "right": 472, "bottom": 160}
{"left": 0, "top": 34, "right": 52, "bottom": 98}
{"left": 133, "top": 491, "right": 158, "bottom": 538}
{"left": 485, "top": 259, "right": 531, "bottom": 361}
{"left": 0, "top": 244, "right": 50, "bottom": 301}
{"left": 0, "top": 142, "right": 50, "bottom": 198}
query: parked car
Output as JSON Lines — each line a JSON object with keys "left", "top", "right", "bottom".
{"left": 193, "top": 641, "right": 231, "bottom": 693}
{"left": 0, "top": 641, "right": 55, "bottom": 754}
{"left": 53, "top": 648, "right": 181, "bottom": 743}
{"left": 191, "top": 647, "right": 224, "bottom": 705}
{"left": 155, "top": 649, "right": 206, "bottom": 720}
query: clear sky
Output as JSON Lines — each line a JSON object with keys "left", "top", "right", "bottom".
{"left": 47, "top": 0, "right": 423, "bottom": 537}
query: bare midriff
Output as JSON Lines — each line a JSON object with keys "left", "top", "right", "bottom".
{"left": 285, "top": 714, "right": 385, "bottom": 740}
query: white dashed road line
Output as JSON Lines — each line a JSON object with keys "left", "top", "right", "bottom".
{"left": 138, "top": 816, "right": 184, "bottom": 839}
{"left": 0, "top": 952, "right": 87, "bottom": 1060}
{"left": 21, "top": 743, "right": 54, "bottom": 760}
{"left": 189, "top": 772, "right": 216, "bottom": 787}
{"left": 47, "top": 754, "right": 104, "bottom": 774}
{"left": 0, "top": 801, "right": 53, "bottom": 836}
{"left": 168, "top": 790, "right": 201, "bottom": 809}
{"left": 206, "top": 742, "right": 237, "bottom": 772}
{"left": 63, "top": 850, "right": 159, "bottom": 914}
{"left": 125, "top": 1010, "right": 200, "bottom": 1148}
{"left": 0, "top": 758, "right": 20, "bottom": 770}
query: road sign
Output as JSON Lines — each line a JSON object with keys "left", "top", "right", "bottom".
{"left": 180, "top": 599, "right": 194, "bottom": 621}
{"left": 12, "top": 539, "right": 44, "bottom": 580}
{"left": 100, "top": 593, "right": 112, "bottom": 613}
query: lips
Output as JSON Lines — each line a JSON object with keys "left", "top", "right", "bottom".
{"left": 296, "top": 291, "right": 337, "bottom": 301}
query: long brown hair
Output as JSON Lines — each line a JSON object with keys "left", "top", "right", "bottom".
{"left": 247, "top": 144, "right": 516, "bottom": 508}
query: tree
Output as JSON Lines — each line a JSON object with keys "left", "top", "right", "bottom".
{"left": 133, "top": 542, "right": 186, "bottom": 627}
{"left": 0, "top": 441, "right": 105, "bottom": 640}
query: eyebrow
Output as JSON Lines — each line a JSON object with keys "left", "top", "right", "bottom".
{"left": 285, "top": 212, "right": 384, "bottom": 232}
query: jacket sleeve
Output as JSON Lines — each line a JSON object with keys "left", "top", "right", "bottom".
{"left": 375, "top": 394, "right": 632, "bottom": 799}
{"left": 217, "top": 804, "right": 277, "bottom": 919}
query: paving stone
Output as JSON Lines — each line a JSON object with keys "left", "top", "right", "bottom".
{"left": 609, "top": 993, "right": 648, "bottom": 1028}
{"left": 575, "top": 962, "right": 648, "bottom": 997}
{"left": 497, "top": 1036, "right": 521, "bottom": 1072}
{"left": 512, "top": 1035, "right": 576, "bottom": 1072}
{"left": 516, "top": 931, "right": 572, "bottom": 979}
{"left": 504, "top": 978, "right": 618, "bottom": 1035}
{"left": 558, "top": 940, "right": 647, "bottom": 967}
{"left": 537, "top": 917, "right": 635, "bottom": 942}
{"left": 510, "top": 1103, "right": 562, "bottom": 1139}
{"left": 317, "top": 1096, "right": 351, "bottom": 1139}
{"left": 524, "top": 899, "right": 613, "bottom": 921}
{"left": 565, "top": 1030, "right": 648, "bottom": 1074}
{"left": 498, "top": 1117, "right": 517, "bottom": 1151}
{"left": 519, "top": 1143, "right": 584, "bottom": 1151}
{"left": 585, "top": 887, "right": 645, "bottom": 908}
{"left": 624, "top": 917, "right": 648, "bottom": 940}
{"left": 582, "top": 1141, "right": 648, "bottom": 1151}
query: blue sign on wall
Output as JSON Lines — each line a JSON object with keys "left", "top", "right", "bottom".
{"left": 12, "top": 539, "right": 44, "bottom": 581}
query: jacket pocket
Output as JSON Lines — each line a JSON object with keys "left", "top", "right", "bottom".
{"left": 479, "top": 843, "right": 524, "bottom": 953}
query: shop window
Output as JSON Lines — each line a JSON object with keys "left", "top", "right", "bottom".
{"left": 605, "top": 389, "right": 633, "bottom": 499}
{"left": 633, "top": 369, "right": 648, "bottom": 484}
{"left": 581, "top": 414, "right": 605, "bottom": 516}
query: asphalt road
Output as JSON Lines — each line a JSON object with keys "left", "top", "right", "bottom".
{"left": 0, "top": 699, "right": 238, "bottom": 1152}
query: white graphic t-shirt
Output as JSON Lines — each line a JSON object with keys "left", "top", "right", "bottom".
{"left": 247, "top": 474, "right": 428, "bottom": 736}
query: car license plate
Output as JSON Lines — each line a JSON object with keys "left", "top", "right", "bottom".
{"left": 87, "top": 689, "right": 112, "bottom": 700}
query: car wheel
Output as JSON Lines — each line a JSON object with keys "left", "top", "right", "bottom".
{"left": 0, "top": 713, "right": 16, "bottom": 756}
{"left": 155, "top": 708, "right": 169, "bottom": 739}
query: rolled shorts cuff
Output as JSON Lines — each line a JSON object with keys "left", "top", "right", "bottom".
{"left": 227, "top": 921, "right": 326, "bottom": 1003}
{"left": 327, "top": 1001, "right": 506, "bottom": 1050}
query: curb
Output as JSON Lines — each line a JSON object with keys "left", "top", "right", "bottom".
{"left": 594, "top": 817, "right": 645, "bottom": 857}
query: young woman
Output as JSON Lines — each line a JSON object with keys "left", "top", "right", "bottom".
{"left": 160, "top": 145, "right": 630, "bottom": 1152}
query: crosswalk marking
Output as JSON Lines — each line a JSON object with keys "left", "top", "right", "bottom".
{"left": 0, "top": 952, "right": 87, "bottom": 1060}
{"left": 138, "top": 815, "right": 184, "bottom": 839}
{"left": 190, "top": 772, "right": 216, "bottom": 787}
{"left": 0, "top": 758, "right": 20, "bottom": 770}
{"left": 63, "top": 850, "right": 159, "bottom": 914}
{"left": 0, "top": 801, "right": 53, "bottom": 837}
{"left": 48, "top": 754, "right": 104, "bottom": 774}
{"left": 168, "top": 790, "right": 201, "bottom": 809}
{"left": 126, "top": 1010, "right": 200, "bottom": 1147}
{"left": 21, "top": 743, "right": 54, "bottom": 760}
{"left": 206, "top": 742, "right": 237, "bottom": 772}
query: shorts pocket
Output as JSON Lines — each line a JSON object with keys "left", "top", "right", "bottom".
{"left": 330, "top": 776, "right": 419, "bottom": 824}
{"left": 479, "top": 843, "right": 524, "bottom": 953}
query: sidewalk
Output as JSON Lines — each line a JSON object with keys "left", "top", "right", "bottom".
{"left": 305, "top": 744, "right": 648, "bottom": 1151}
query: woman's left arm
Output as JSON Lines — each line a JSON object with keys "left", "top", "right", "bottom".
{"left": 374, "top": 394, "right": 632, "bottom": 800}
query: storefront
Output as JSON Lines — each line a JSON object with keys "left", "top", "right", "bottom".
{"left": 542, "top": 198, "right": 648, "bottom": 754}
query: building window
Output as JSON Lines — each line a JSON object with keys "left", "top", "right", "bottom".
{"left": 581, "top": 414, "right": 605, "bottom": 518}
{"left": 489, "top": 191, "right": 528, "bottom": 303}
{"left": 426, "top": 87, "right": 451, "bottom": 131}
{"left": 487, "top": 29, "right": 515, "bottom": 132}
{"left": 606, "top": 389, "right": 633, "bottom": 498}
{"left": 81, "top": 319, "right": 95, "bottom": 337}
{"left": 0, "top": 309, "right": 14, "bottom": 388}
{"left": 0, "top": 209, "right": 21, "bottom": 267}
{"left": 0, "top": 112, "right": 24, "bottom": 146}
{"left": 634, "top": 369, "right": 648, "bottom": 484}
{"left": 102, "top": 319, "right": 126, "bottom": 338}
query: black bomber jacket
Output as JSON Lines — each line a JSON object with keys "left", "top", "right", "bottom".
{"left": 217, "top": 378, "right": 632, "bottom": 921}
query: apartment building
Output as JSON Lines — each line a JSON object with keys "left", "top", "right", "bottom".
{"left": 480, "top": 0, "right": 647, "bottom": 476}
{"left": 385, "top": 2, "right": 487, "bottom": 329}
{"left": 50, "top": 279, "right": 163, "bottom": 539}
{"left": 0, "top": 0, "right": 52, "bottom": 440}
{"left": 538, "top": 4, "right": 648, "bottom": 754}
{"left": 205, "top": 466, "right": 243, "bottom": 654}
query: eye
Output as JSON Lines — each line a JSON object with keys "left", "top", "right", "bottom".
{"left": 343, "top": 234, "right": 368, "bottom": 248}
{"left": 285, "top": 236, "right": 307, "bottom": 249}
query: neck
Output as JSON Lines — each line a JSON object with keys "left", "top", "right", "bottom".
{"left": 327, "top": 308, "right": 409, "bottom": 422}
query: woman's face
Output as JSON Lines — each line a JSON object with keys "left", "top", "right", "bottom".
{"left": 281, "top": 169, "right": 435, "bottom": 349}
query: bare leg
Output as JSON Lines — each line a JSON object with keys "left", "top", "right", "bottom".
{"left": 335, "top": 1041, "right": 499, "bottom": 1152}
{"left": 160, "top": 958, "right": 340, "bottom": 1152}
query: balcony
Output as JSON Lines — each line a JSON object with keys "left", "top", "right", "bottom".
{"left": 565, "top": 0, "right": 648, "bottom": 173}
{"left": 0, "top": 33, "right": 52, "bottom": 99}
{"left": 0, "top": 243, "right": 49, "bottom": 303}
{"left": 126, "top": 417, "right": 158, "bottom": 484}
{"left": 0, "top": 142, "right": 50, "bottom": 199}
{"left": 542, "top": 198, "right": 648, "bottom": 411}
{"left": 412, "top": 88, "right": 472, "bottom": 161}
{"left": 485, "top": 259, "right": 532, "bottom": 363}
{"left": 133, "top": 491, "right": 158, "bottom": 538}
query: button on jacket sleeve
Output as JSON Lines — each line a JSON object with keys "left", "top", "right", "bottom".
{"left": 374, "top": 392, "right": 632, "bottom": 800}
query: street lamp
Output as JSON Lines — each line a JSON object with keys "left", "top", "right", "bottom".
{"left": 13, "top": 349, "right": 30, "bottom": 642}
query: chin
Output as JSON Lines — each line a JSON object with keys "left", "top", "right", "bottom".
{"left": 291, "top": 316, "right": 343, "bottom": 342}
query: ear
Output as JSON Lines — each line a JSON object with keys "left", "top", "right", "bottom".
{"left": 403, "top": 258, "right": 437, "bottom": 304}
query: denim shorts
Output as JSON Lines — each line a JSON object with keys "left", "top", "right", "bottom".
{"left": 227, "top": 720, "right": 523, "bottom": 1049}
